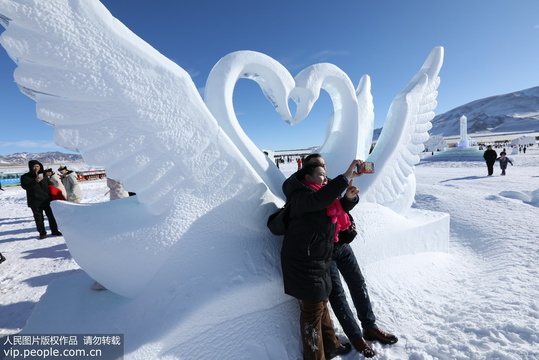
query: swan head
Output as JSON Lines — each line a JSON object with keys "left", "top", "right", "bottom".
{"left": 288, "top": 85, "right": 318, "bottom": 125}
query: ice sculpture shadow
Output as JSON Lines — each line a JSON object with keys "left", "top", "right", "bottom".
{"left": 0, "top": 301, "right": 37, "bottom": 333}
{"left": 23, "top": 269, "right": 82, "bottom": 287}
{"left": 0, "top": 217, "right": 34, "bottom": 226}
{"left": 21, "top": 244, "right": 73, "bottom": 260}
{"left": 0, "top": 234, "right": 40, "bottom": 244}
{"left": 0, "top": 216, "right": 46, "bottom": 243}
{"left": 440, "top": 176, "right": 485, "bottom": 182}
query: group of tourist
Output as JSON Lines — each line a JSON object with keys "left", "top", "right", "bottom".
{"left": 14, "top": 155, "right": 398, "bottom": 358}
{"left": 7, "top": 161, "right": 130, "bottom": 263}
{"left": 20, "top": 161, "right": 82, "bottom": 239}
{"left": 483, "top": 145, "right": 514, "bottom": 176}
{"left": 279, "top": 154, "right": 398, "bottom": 359}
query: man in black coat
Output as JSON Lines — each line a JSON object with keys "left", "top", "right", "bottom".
{"left": 20, "top": 160, "right": 62, "bottom": 239}
{"left": 483, "top": 145, "right": 498, "bottom": 176}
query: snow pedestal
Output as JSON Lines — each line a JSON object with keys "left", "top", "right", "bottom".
{"left": 351, "top": 203, "right": 450, "bottom": 264}
{"left": 20, "top": 202, "right": 450, "bottom": 360}
{"left": 436, "top": 146, "right": 483, "bottom": 158}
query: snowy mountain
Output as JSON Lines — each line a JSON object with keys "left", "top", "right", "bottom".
{"left": 4, "top": 87, "right": 539, "bottom": 162}
{"left": 0, "top": 151, "right": 83, "bottom": 165}
{"left": 430, "top": 86, "right": 539, "bottom": 137}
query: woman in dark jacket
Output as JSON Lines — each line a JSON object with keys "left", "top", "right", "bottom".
{"left": 281, "top": 159, "right": 363, "bottom": 360}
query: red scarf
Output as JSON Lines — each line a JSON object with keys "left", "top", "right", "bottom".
{"left": 301, "top": 179, "right": 351, "bottom": 242}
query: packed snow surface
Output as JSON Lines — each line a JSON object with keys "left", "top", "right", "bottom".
{"left": 0, "top": 1, "right": 537, "bottom": 359}
{"left": 1, "top": 149, "right": 539, "bottom": 359}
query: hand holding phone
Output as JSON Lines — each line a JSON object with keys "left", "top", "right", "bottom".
{"left": 363, "top": 162, "right": 374, "bottom": 173}
{"left": 357, "top": 162, "right": 375, "bottom": 174}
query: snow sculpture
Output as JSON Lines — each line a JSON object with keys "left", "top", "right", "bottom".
{"left": 205, "top": 47, "right": 445, "bottom": 215}
{"left": 424, "top": 134, "right": 448, "bottom": 152}
{"left": 354, "top": 48, "right": 443, "bottom": 214}
{"left": 457, "top": 115, "right": 470, "bottom": 147}
{"left": 0, "top": 0, "right": 449, "bottom": 358}
{"left": 431, "top": 115, "right": 483, "bottom": 159}
{"left": 204, "top": 51, "right": 294, "bottom": 198}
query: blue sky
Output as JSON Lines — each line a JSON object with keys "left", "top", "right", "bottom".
{"left": 1, "top": 0, "right": 539, "bottom": 156}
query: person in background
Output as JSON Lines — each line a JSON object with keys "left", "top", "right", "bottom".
{"left": 106, "top": 177, "right": 129, "bottom": 200}
{"left": 483, "top": 145, "right": 497, "bottom": 176}
{"left": 497, "top": 151, "right": 513, "bottom": 176}
{"left": 20, "top": 160, "right": 62, "bottom": 239}
{"left": 58, "top": 165, "right": 83, "bottom": 202}
{"left": 47, "top": 183, "right": 66, "bottom": 201}
{"left": 298, "top": 154, "right": 398, "bottom": 358}
{"left": 281, "top": 158, "right": 364, "bottom": 360}
{"left": 44, "top": 168, "right": 67, "bottom": 200}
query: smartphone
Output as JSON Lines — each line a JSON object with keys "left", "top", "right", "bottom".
{"left": 37, "top": 173, "right": 44, "bottom": 179}
{"left": 357, "top": 162, "right": 374, "bottom": 174}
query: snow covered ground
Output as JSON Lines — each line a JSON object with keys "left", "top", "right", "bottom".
{"left": 1, "top": 148, "right": 538, "bottom": 359}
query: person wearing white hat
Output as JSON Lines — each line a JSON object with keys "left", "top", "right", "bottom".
{"left": 58, "top": 165, "right": 83, "bottom": 203}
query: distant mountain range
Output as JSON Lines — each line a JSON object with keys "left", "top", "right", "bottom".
{"left": 0, "top": 151, "right": 83, "bottom": 165}
{"left": 2, "top": 86, "right": 539, "bottom": 163}
{"left": 373, "top": 86, "right": 539, "bottom": 140}
{"left": 430, "top": 86, "right": 539, "bottom": 137}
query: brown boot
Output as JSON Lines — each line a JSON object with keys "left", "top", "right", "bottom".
{"left": 325, "top": 343, "right": 352, "bottom": 359}
{"left": 352, "top": 338, "right": 375, "bottom": 358}
{"left": 363, "top": 327, "right": 398, "bottom": 345}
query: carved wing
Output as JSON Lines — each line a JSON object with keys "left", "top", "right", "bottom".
{"left": 0, "top": 0, "right": 277, "bottom": 297}
{"left": 355, "top": 47, "right": 444, "bottom": 214}
{"left": 0, "top": 0, "right": 264, "bottom": 213}
{"left": 355, "top": 74, "right": 375, "bottom": 160}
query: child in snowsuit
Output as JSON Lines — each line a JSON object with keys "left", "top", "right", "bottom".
{"left": 497, "top": 152, "right": 513, "bottom": 176}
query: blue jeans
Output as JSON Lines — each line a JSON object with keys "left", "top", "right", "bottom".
{"left": 329, "top": 243, "right": 376, "bottom": 342}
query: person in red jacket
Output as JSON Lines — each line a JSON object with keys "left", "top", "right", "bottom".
{"left": 44, "top": 168, "right": 67, "bottom": 199}
{"left": 48, "top": 184, "right": 66, "bottom": 201}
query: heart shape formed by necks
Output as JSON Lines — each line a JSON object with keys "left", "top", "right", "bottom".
{"left": 205, "top": 50, "right": 370, "bottom": 196}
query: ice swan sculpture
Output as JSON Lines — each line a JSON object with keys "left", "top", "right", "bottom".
{"left": 0, "top": 1, "right": 449, "bottom": 358}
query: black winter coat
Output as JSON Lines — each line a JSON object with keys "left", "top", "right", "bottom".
{"left": 483, "top": 149, "right": 497, "bottom": 163}
{"left": 280, "top": 173, "right": 357, "bottom": 302}
{"left": 20, "top": 160, "right": 52, "bottom": 208}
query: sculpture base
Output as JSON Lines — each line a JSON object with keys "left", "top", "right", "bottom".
{"left": 422, "top": 146, "right": 484, "bottom": 160}
{"left": 19, "top": 204, "right": 450, "bottom": 359}
{"left": 352, "top": 204, "right": 450, "bottom": 264}
{"left": 444, "top": 145, "right": 480, "bottom": 152}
